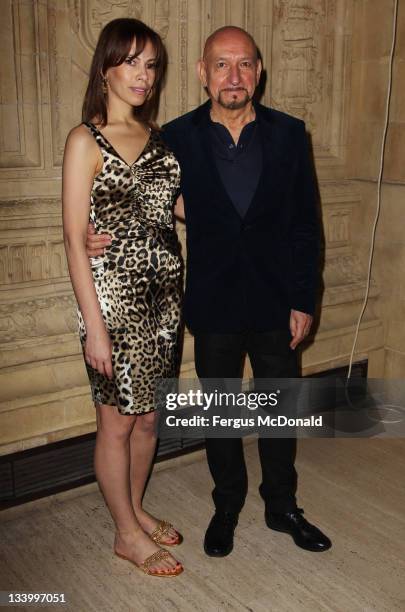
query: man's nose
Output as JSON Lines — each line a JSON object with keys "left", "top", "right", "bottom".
{"left": 229, "top": 65, "right": 241, "bottom": 84}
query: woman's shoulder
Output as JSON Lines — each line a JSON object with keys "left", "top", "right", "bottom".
{"left": 65, "top": 122, "right": 98, "bottom": 153}
{"left": 67, "top": 122, "right": 93, "bottom": 140}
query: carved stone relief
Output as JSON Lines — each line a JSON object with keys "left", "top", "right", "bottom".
{"left": 0, "top": 199, "right": 67, "bottom": 285}
{"left": 325, "top": 208, "right": 351, "bottom": 246}
{"left": 271, "top": 1, "right": 326, "bottom": 124}
{"left": 271, "top": 0, "right": 350, "bottom": 167}
{"left": 0, "top": 294, "right": 77, "bottom": 345}
{"left": 0, "top": 239, "right": 68, "bottom": 285}
{"left": 70, "top": 0, "right": 144, "bottom": 52}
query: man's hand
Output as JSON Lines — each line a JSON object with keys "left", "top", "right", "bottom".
{"left": 289, "top": 309, "right": 313, "bottom": 350}
{"left": 86, "top": 222, "right": 111, "bottom": 258}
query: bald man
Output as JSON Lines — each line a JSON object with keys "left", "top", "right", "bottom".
{"left": 87, "top": 26, "right": 331, "bottom": 557}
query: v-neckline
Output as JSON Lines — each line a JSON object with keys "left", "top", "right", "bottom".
{"left": 89, "top": 122, "right": 152, "bottom": 167}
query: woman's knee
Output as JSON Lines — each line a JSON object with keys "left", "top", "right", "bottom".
{"left": 134, "top": 410, "right": 158, "bottom": 434}
{"left": 96, "top": 404, "right": 136, "bottom": 439}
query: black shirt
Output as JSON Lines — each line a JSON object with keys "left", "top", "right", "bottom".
{"left": 209, "top": 111, "right": 263, "bottom": 217}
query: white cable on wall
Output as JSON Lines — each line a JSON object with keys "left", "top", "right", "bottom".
{"left": 347, "top": 0, "right": 399, "bottom": 379}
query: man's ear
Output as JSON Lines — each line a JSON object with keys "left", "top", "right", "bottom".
{"left": 256, "top": 58, "right": 262, "bottom": 84}
{"left": 197, "top": 59, "right": 207, "bottom": 88}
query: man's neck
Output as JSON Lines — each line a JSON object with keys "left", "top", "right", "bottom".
{"left": 209, "top": 100, "right": 256, "bottom": 132}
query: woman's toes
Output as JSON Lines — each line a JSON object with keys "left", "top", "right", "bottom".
{"left": 153, "top": 558, "right": 180, "bottom": 574}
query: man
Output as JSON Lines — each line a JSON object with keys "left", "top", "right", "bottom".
{"left": 87, "top": 26, "right": 331, "bottom": 556}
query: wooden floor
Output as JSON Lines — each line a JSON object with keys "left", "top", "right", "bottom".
{"left": 1, "top": 438, "right": 405, "bottom": 612}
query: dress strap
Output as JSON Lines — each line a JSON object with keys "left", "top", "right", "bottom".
{"left": 82, "top": 121, "right": 113, "bottom": 160}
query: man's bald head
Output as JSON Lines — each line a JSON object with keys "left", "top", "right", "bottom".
{"left": 203, "top": 26, "right": 258, "bottom": 62}
{"left": 198, "top": 25, "right": 262, "bottom": 112}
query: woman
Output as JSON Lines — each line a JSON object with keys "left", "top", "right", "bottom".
{"left": 62, "top": 18, "right": 184, "bottom": 577}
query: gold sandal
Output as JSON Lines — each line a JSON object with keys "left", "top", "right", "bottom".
{"left": 150, "top": 520, "right": 183, "bottom": 546}
{"left": 115, "top": 548, "right": 183, "bottom": 577}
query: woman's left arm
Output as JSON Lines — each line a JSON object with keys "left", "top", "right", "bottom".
{"left": 174, "top": 194, "right": 185, "bottom": 221}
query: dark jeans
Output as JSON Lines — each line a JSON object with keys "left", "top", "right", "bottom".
{"left": 194, "top": 330, "right": 298, "bottom": 514}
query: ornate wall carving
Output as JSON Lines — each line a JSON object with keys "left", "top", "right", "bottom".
{"left": 270, "top": 0, "right": 352, "bottom": 172}
{"left": 0, "top": 238, "right": 68, "bottom": 284}
{"left": 0, "top": 199, "right": 68, "bottom": 284}
{"left": 0, "top": 0, "right": 384, "bottom": 453}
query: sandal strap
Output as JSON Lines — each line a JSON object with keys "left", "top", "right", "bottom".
{"left": 150, "top": 520, "right": 173, "bottom": 544}
{"left": 139, "top": 548, "right": 171, "bottom": 574}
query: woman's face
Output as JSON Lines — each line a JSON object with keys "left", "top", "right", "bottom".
{"left": 105, "top": 38, "right": 157, "bottom": 108}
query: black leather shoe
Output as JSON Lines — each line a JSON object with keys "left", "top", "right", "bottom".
{"left": 204, "top": 511, "right": 239, "bottom": 557}
{"left": 265, "top": 507, "right": 332, "bottom": 552}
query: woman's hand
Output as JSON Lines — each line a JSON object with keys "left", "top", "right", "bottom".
{"left": 84, "top": 326, "right": 113, "bottom": 379}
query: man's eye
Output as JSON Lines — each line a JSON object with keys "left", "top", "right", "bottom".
{"left": 217, "top": 62, "right": 227, "bottom": 68}
{"left": 241, "top": 61, "right": 252, "bottom": 68}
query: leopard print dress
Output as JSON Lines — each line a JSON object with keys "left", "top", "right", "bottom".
{"left": 78, "top": 122, "right": 182, "bottom": 415}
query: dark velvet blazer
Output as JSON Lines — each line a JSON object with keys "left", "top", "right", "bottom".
{"left": 162, "top": 100, "right": 320, "bottom": 333}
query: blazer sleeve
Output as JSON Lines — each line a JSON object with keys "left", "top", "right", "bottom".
{"left": 161, "top": 123, "right": 180, "bottom": 157}
{"left": 161, "top": 122, "right": 185, "bottom": 187}
{"left": 289, "top": 121, "right": 320, "bottom": 316}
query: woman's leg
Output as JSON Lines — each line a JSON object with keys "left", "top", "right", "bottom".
{"left": 129, "top": 411, "right": 179, "bottom": 543}
{"left": 94, "top": 403, "right": 181, "bottom": 571}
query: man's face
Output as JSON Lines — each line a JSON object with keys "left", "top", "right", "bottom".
{"left": 199, "top": 31, "right": 261, "bottom": 110}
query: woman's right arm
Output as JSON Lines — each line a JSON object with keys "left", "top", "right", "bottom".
{"left": 62, "top": 126, "right": 113, "bottom": 380}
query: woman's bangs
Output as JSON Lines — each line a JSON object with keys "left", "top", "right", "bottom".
{"left": 126, "top": 32, "right": 161, "bottom": 66}
{"left": 104, "top": 31, "right": 147, "bottom": 70}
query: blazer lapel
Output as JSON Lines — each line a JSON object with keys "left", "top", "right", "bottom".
{"left": 243, "top": 104, "right": 290, "bottom": 224}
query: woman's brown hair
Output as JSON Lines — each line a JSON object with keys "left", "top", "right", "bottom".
{"left": 82, "top": 18, "right": 167, "bottom": 127}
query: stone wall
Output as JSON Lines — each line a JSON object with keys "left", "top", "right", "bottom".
{"left": 348, "top": 0, "right": 405, "bottom": 378}
{"left": 1, "top": 0, "right": 399, "bottom": 454}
